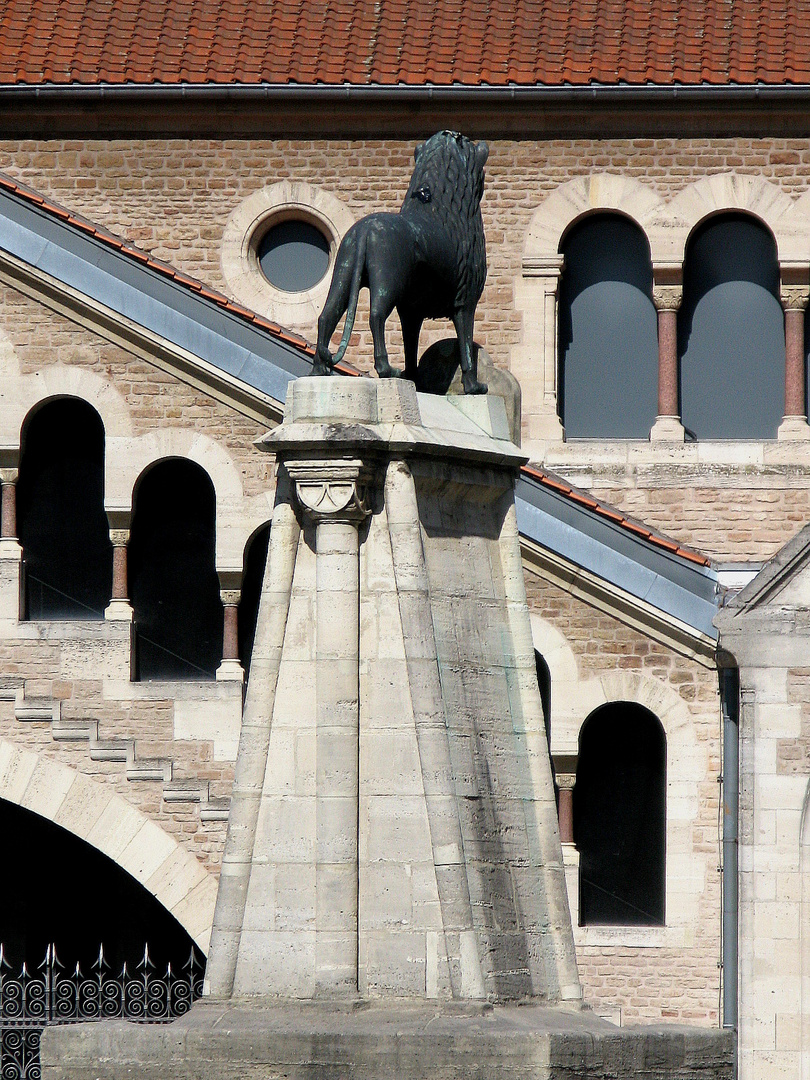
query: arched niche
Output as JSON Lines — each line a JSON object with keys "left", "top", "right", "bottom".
{"left": 574, "top": 701, "right": 666, "bottom": 926}
{"left": 238, "top": 521, "right": 271, "bottom": 678}
{"left": 558, "top": 212, "right": 658, "bottom": 438}
{"left": 129, "top": 458, "right": 223, "bottom": 681}
{"left": 17, "top": 397, "right": 113, "bottom": 619}
{"left": 679, "top": 212, "right": 784, "bottom": 439}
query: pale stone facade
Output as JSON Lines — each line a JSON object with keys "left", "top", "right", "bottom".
{"left": 5, "top": 128, "right": 809, "bottom": 1040}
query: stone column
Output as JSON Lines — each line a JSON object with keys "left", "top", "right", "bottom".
{"left": 0, "top": 465, "right": 22, "bottom": 621}
{"left": 650, "top": 280, "right": 686, "bottom": 442}
{"left": 287, "top": 457, "right": 371, "bottom": 996}
{"left": 216, "top": 587, "right": 244, "bottom": 683}
{"left": 0, "top": 468, "right": 17, "bottom": 539}
{"left": 555, "top": 770, "right": 580, "bottom": 930}
{"left": 104, "top": 514, "right": 133, "bottom": 621}
{"left": 778, "top": 284, "right": 810, "bottom": 440}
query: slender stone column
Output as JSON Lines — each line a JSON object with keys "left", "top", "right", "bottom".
{"left": 216, "top": 588, "right": 244, "bottom": 682}
{"left": 778, "top": 284, "right": 810, "bottom": 440}
{"left": 556, "top": 774, "right": 575, "bottom": 845}
{"left": 0, "top": 469, "right": 17, "bottom": 538}
{"left": 650, "top": 281, "right": 685, "bottom": 442}
{"left": 287, "top": 457, "right": 371, "bottom": 996}
{"left": 105, "top": 526, "right": 133, "bottom": 622}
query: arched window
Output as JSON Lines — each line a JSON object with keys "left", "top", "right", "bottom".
{"left": 129, "top": 459, "right": 222, "bottom": 681}
{"left": 238, "top": 522, "right": 271, "bottom": 678}
{"left": 679, "top": 213, "right": 784, "bottom": 439}
{"left": 573, "top": 702, "right": 666, "bottom": 926}
{"left": 17, "top": 398, "right": 112, "bottom": 620}
{"left": 0, "top": 797, "right": 203, "bottom": 975}
{"left": 558, "top": 213, "right": 658, "bottom": 438}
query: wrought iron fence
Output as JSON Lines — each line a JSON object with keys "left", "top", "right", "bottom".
{"left": 0, "top": 943, "right": 204, "bottom": 1080}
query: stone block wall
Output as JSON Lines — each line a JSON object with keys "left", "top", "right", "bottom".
{"left": 0, "top": 136, "right": 806, "bottom": 561}
{"left": 525, "top": 572, "right": 722, "bottom": 1025}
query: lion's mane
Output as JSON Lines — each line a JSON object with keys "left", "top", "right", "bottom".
{"left": 401, "top": 131, "right": 487, "bottom": 310}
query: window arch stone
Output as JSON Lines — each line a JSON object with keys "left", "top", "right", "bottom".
{"left": 515, "top": 176, "right": 663, "bottom": 446}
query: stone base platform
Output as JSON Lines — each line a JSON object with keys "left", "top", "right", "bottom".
{"left": 42, "top": 1000, "right": 734, "bottom": 1080}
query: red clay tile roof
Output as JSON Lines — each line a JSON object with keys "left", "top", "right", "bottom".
{"left": 521, "top": 464, "right": 712, "bottom": 566}
{"left": 0, "top": 0, "right": 809, "bottom": 88}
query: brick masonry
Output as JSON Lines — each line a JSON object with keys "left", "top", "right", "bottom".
{"left": 525, "top": 572, "right": 722, "bottom": 1025}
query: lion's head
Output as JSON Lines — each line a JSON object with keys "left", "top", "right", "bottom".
{"left": 403, "top": 130, "right": 489, "bottom": 223}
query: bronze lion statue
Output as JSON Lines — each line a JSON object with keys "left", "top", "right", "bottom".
{"left": 313, "top": 130, "right": 489, "bottom": 395}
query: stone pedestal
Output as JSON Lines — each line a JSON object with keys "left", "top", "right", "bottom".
{"left": 42, "top": 377, "right": 733, "bottom": 1079}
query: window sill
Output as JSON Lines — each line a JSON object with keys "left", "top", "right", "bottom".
{"left": 574, "top": 925, "right": 685, "bottom": 949}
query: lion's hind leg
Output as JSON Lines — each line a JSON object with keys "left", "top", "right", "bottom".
{"left": 314, "top": 231, "right": 362, "bottom": 375}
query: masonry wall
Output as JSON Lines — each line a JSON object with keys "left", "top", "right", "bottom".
{"left": 525, "top": 571, "right": 722, "bottom": 1026}
{"left": 0, "top": 137, "right": 805, "bottom": 562}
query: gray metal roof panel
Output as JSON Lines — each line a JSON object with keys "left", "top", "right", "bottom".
{"left": 515, "top": 476, "right": 719, "bottom": 639}
{"left": 0, "top": 187, "right": 312, "bottom": 403}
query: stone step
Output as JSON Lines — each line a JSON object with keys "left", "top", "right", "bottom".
{"left": 52, "top": 716, "right": 99, "bottom": 742}
{"left": 11, "top": 683, "right": 230, "bottom": 823}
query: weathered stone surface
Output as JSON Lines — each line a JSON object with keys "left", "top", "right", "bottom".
{"left": 41, "top": 1000, "right": 734, "bottom": 1080}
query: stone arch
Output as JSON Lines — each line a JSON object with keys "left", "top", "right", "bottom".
{"left": 107, "top": 428, "right": 253, "bottom": 571}
{"left": 668, "top": 174, "right": 809, "bottom": 263}
{"left": 0, "top": 739, "right": 217, "bottom": 952}
{"left": 515, "top": 177, "right": 663, "bottom": 447}
{"left": 14, "top": 366, "right": 133, "bottom": 444}
{"left": 523, "top": 174, "right": 664, "bottom": 263}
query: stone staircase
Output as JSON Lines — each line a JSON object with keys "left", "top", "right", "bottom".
{"left": 3, "top": 683, "right": 230, "bottom": 822}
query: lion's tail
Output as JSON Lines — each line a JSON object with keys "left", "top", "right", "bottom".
{"left": 332, "top": 230, "right": 366, "bottom": 366}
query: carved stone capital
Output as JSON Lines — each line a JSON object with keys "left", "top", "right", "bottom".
{"left": 652, "top": 284, "right": 683, "bottom": 312}
{"left": 556, "top": 773, "right": 577, "bottom": 791}
{"left": 0, "top": 468, "right": 18, "bottom": 486}
{"left": 109, "top": 529, "right": 129, "bottom": 548}
{"left": 220, "top": 590, "right": 241, "bottom": 607}
{"left": 286, "top": 458, "right": 372, "bottom": 525}
{"left": 781, "top": 284, "right": 810, "bottom": 311}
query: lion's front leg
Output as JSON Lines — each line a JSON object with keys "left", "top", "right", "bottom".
{"left": 453, "top": 308, "right": 487, "bottom": 395}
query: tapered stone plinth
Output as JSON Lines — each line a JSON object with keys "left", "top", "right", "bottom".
{"left": 43, "top": 377, "right": 733, "bottom": 1080}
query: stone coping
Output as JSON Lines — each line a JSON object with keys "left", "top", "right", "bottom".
{"left": 42, "top": 1000, "right": 735, "bottom": 1080}
{"left": 259, "top": 377, "right": 527, "bottom": 470}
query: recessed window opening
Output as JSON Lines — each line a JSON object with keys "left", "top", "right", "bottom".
{"left": 17, "top": 398, "right": 112, "bottom": 620}
{"left": 238, "top": 522, "right": 270, "bottom": 679}
{"left": 574, "top": 702, "right": 666, "bottom": 926}
{"left": 558, "top": 213, "right": 658, "bottom": 438}
{"left": 129, "top": 459, "right": 222, "bottom": 681}
{"left": 0, "top": 797, "right": 203, "bottom": 975}
{"left": 679, "top": 213, "right": 784, "bottom": 439}
{"left": 257, "top": 219, "right": 330, "bottom": 292}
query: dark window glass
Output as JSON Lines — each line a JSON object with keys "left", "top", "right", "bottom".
{"left": 17, "top": 398, "right": 112, "bottom": 620}
{"left": 0, "top": 797, "right": 203, "bottom": 974}
{"left": 238, "top": 522, "right": 270, "bottom": 678}
{"left": 129, "top": 459, "right": 222, "bottom": 680}
{"left": 559, "top": 214, "right": 658, "bottom": 438}
{"left": 258, "top": 219, "right": 330, "bottom": 292}
{"left": 679, "top": 213, "right": 783, "bottom": 439}
{"left": 574, "top": 702, "right": 666, "bottom": 926}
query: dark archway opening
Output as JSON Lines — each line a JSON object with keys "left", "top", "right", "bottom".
{"left": 238, "top": 522, "right": 270, "bottom": 678}
{"left": 679, "top": 213, "right": 783, "bottom": 439}
{"left": 573, "top": 702, "right": 666, "bottom": 926}
{"left": 129, "top": 459, "right": 222, "bottom": 681}
{"left": 558, "top": 213, "right": 658, "bottom": 438}
{"left": 17, "top": 398, "right": 112, "bottom": 620}
{"left": 0, "top": 798, "right": 204, "bottom": 975}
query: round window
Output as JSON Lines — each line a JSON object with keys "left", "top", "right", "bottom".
{"left": 257, "top": 219, "right": 330, "bottom": 293}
